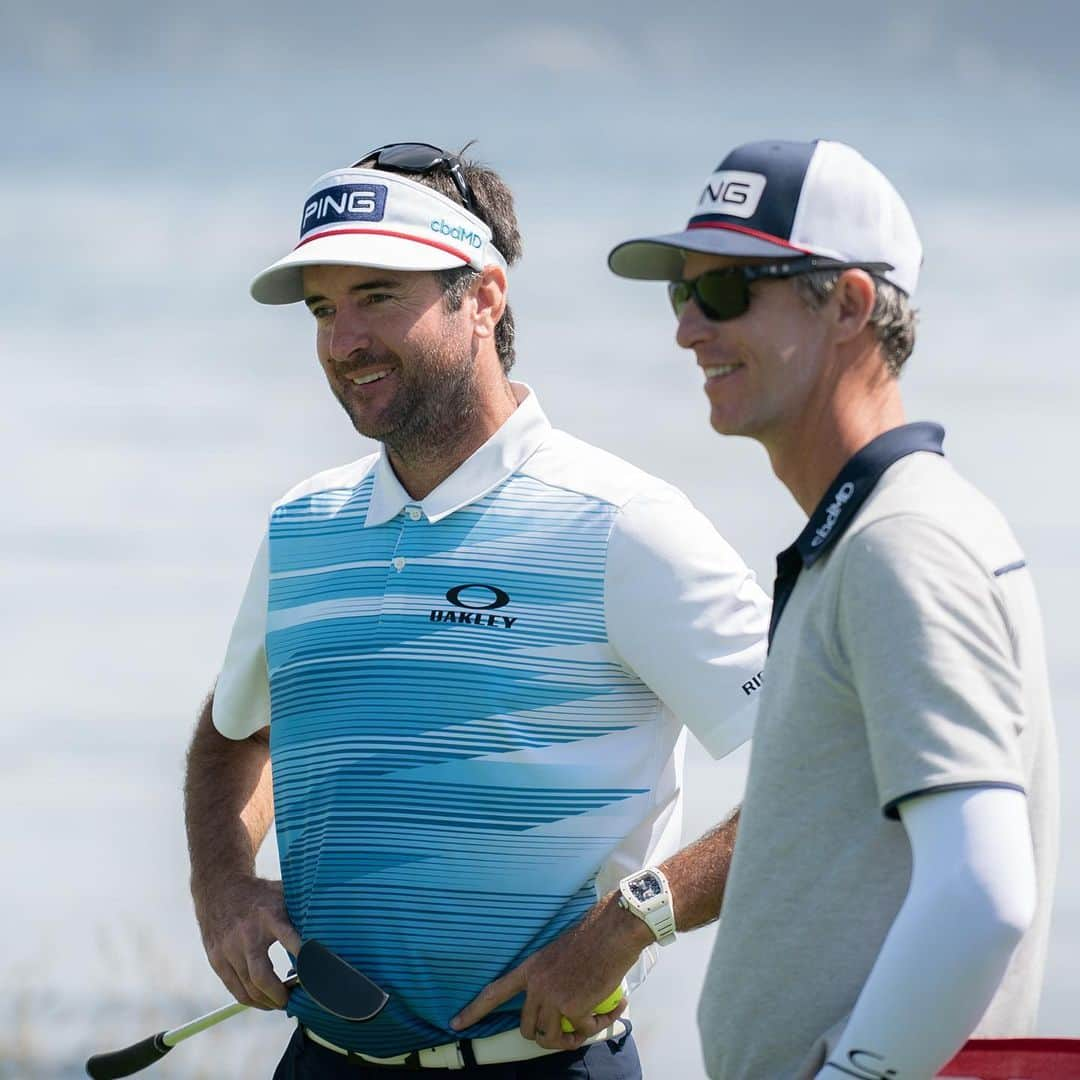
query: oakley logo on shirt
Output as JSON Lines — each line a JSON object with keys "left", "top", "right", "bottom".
{"left": 430, "top": 583, "right": 518, "bottom": 628}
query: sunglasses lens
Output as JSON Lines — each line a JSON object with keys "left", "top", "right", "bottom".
{"left": 353, "top": 143, "right": 476, "bottom": 214}
{"left": 694, "top": 271, "right": 748, "bottom": 321}
{"left": 668, "top": 281, "right": 691, "bottom": 317}
{"left": 353, "top": 143, "right": 446, "bottom": 170}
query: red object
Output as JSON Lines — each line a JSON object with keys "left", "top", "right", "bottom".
{"left": 938, "top": 1038, "right": 1080, "bottom": 1079}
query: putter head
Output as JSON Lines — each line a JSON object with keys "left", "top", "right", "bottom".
{"left": 296, "top": 940, "right": 389, "bottom": 1022}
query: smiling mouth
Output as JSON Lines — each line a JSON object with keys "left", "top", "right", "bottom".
{"left": 343, "top": 368, "right": 393, "bottom": 386}
{"left": 703, "top": 363, "right": 744, "bottom": 380}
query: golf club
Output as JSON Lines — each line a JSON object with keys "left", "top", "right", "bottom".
{"left": 85, "top": 940, "right": 389, "bottom": 1079}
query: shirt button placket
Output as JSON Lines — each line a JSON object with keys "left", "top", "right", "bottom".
{"left": 392, "top": 506, "right": 422, "bottom": 574}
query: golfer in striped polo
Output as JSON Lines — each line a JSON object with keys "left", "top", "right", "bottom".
{"left": 185, "top": 144, "right": 771, "bottom": 1078}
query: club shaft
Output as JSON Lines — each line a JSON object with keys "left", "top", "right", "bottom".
{"left": 163, "top": 975, "right": 298, "bottom": 1047}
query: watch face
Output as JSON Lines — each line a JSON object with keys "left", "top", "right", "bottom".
{"left": 628, "top": 872, "right": 662, "bottom": 903}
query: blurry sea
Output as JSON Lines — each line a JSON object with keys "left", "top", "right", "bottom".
{"left": 4, "top": 198, "right": 1078, "bottom": 1079}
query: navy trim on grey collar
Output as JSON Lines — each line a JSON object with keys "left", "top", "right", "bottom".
{"left": 796, "top": 422, "right": 945, "bottom": 566}
{"left": 768, "top": 422, "right": 946, "bottom": 648}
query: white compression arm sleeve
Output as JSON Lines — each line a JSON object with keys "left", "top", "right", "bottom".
{"left": 816, "top": 786, "right": 1036, "bottom": 1080}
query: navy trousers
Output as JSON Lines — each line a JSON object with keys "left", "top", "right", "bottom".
{"left": 271, "top": 1025, "right": 642, "bottom": 1080}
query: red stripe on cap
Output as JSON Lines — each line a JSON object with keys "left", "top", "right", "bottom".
{"left": 686, "top": 221, "right": 812, "bottom": 252}
{"left": 294, "top": 227, "right": 472, "bottom": 263}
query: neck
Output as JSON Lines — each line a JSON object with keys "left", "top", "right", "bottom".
{"left": 766, "top": 357, "right": 906, "bottom": 515}
{"left": 387, "top": 377, "right": 519, "bottom": 501}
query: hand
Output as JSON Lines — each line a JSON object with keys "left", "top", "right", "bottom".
{"left": 450, "top": 895, "right": 648, "bottom": 1051}
{"left": 193, "top": 875, "right": 302, "bottom": 1010}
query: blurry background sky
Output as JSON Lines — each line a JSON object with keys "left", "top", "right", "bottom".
{"left": 3, "top": 1, "right": 1078, "bottom": 1076}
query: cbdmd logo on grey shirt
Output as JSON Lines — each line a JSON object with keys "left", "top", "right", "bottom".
{"left": 811, "top": 481, "right": 856, "bottom": 548}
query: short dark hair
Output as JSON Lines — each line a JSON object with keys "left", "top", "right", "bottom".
{"left": 793, "top": 271, "right": 918, "bottom": 376}
{"left": 355, "top": 144, "right": 522, "bottom": 372}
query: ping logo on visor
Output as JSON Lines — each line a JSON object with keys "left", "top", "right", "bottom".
{"left": 696, "top": 171, "right": 767, "bottom": 220}
{"left": 300, "top": 184, "right": 388, "bottom": 237}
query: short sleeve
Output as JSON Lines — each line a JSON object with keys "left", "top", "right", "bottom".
{"left": 212, "top": 533, "right": 271, "bottom": 740}
{"left": 605, "top": 490, "right": 770, "bottom": 759}
{"left": 835, "top": 515, "right": 1026, "bottom": 817}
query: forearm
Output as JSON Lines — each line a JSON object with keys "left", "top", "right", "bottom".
{"left": 184, "top": 690, "right": 275, "bottom": 901}
{"left": 819, "top": 788, "right": 1035, "bottom": 1079}
{"left": 661, "top": 805, "right": 740, "bottom": 930}
{"left": 595, "top": 804, "right": 740, "bottom": 963}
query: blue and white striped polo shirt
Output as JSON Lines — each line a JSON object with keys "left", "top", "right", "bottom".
{"left": 214, "top": 385, "right": 769, "bottom": 1056}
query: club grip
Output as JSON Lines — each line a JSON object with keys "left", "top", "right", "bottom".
{"left": 85, "top": 1032, "right": 172, "bottom": 1078}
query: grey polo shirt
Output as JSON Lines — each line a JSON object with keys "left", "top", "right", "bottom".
{"left": 698, "top": 423, "right": 1059, "bottom": 1080}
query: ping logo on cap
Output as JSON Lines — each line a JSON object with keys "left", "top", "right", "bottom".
{"left": 697, "top": 170, "right": 767, "bottom": 220}
{"left": 300, "top": 183, "right": 388, "bottom": 236}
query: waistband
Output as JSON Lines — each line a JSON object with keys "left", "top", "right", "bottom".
{"left": 303, "top": 1015, "right": 631, "bottom": 1070}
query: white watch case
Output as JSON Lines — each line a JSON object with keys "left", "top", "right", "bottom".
{"left": 618, "top": 868, "right": 677, "bottom": 946}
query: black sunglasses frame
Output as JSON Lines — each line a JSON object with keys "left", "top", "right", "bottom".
{"left": 668, "top": 257, "right": 894, "bottom": 322}
{"left": 354, "top": 142, "right": 478, "bottom": 215}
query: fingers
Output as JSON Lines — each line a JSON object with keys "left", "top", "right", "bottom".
{"left": 207, "top": 945, "right": 279, "bottom": 1010}
{"left": 254, "top": 880, "right": 303, "bottom": 957}
{"left": 532, "top": 1001, "right": 567, "bottom": 1050}
{"left": 206, "top": 950, "right": 256, "bottom": 1008}
{"left": 563, "top": 996, "right": 628, "bottom": 1037}
{"left": 517, "top": 994, "right": 542, "bottom": 1041}
{"left": 243, "top": 937, "right": 290, "bottom": 1009}
{"left": 197, "top": 877, "right": 299, "bottom": 1010}
{"left": 542, "top": 995, "right": 629, "bottom": 1050}
{"left": 272, "top": 916, "right": 303, "bottom": 958}
{"left": 450, "top": 970, "right": 525, "bottom": 1031}
{"left": 206, "top": 923, "right": 288, "bottom": 1009}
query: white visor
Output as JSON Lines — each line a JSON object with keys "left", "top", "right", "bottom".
{"left": 251, "top": 168, "right": 506, "bottom": 305}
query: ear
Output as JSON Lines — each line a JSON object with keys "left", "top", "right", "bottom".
{"left": 830, "top": 268, "right": 877, "bottom": 345}
{"left": 471, "top": 264, "right": 508, "bottom": 340}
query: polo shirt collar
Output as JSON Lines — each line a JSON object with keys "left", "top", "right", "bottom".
{"left": 364, "top": 382, "right": 551, "bottom": 527}
{"left": 768, "top": 421, "right": 945, "bottom": 647}
{"left": 794, "top": 421, "right": 946, "bottom": 567}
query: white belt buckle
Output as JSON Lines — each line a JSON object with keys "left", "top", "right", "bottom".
{"left": 418, "top": 1041, "right": 467, "bottom": 1069}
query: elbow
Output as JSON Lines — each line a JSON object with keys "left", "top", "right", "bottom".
{"left": 983, "top": 839, "right": 1038, "bottom": 946}
{"left": 979, "top": 896, "right": 1033, "bottom": 972}
{"left": 944, "top": 861, "right": 1037, "bottom": 957}
{"left": 992, "top": 876, "right": 1037, "bottom": 946}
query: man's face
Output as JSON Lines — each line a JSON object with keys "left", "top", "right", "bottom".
{"left": 675, "top": 253, "right": 831, "bottom": 442}
{"left": 302, "top": 264, "right": 477, "bottom": 454}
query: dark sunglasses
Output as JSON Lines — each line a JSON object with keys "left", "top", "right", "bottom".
{"left": 668, "top": 257, "right": 894, "bottom": 322}
{"left": 354, "top": 142, "right": 477, "bottom": 215}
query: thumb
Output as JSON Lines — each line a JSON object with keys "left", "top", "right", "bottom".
{"left": 450, "top": 967, "right": 526, "bottom": 1031}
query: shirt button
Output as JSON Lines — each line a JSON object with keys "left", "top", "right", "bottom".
{"left": 406, "top": 507, "right": 422, "bottom": 521}
{"left": 392, "top": 556, "right": 406, "bottom": 571}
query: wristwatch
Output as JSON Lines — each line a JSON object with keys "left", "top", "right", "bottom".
{"left": 617, "top": 868, "right": 677, "bottom": 946}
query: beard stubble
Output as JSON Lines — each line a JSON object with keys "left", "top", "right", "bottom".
{"left": 338, "top": 337, "right": 480, "bottom": 466}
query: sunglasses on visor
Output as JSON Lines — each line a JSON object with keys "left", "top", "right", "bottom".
{"left": 668, "top": 258, "right": 894, "bottom": 322}
{"left": 354, "top": 142, "right": 478, "bottom": 215}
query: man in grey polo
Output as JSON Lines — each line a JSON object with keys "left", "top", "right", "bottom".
{"left": 608, "top": 139, "right": 1058, "bottom": 1079}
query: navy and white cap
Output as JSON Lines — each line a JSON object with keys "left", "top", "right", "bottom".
{"left": 609, "top": 139, "right": 922, "bottom": 296}
{"left": 251, "top": 167, "right": 506, "bottom": 305}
